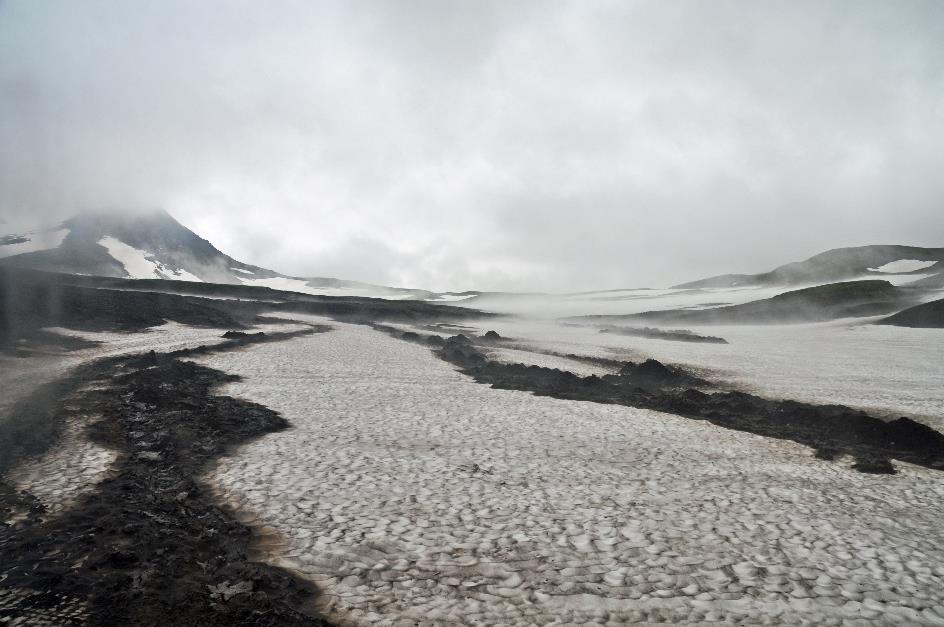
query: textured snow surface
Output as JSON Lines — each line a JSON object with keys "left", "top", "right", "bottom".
{"left": 479, "top": 318, "right": 944, "bottom": 426}
{"left": 98, "top": 236, "right": 203, "bottom": 281}
{"left": 199, "top": 322, "right": 944, "bottom": 624}
{"left": 0, "top": 227, "right": 69, "bottom": 259}
{"left": 870, "top": 260, "right": 938, "bottom": 274}
{"left": 11, "top": 410, "right": 118, "bottom": 516}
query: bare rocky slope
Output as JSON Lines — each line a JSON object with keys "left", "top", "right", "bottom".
{"left": 878, "top": 297, "right": 944, "bottom": 328}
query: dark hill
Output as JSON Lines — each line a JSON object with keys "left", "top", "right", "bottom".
{"left": 877, "top": 298, "right": 944, "bottom": 328}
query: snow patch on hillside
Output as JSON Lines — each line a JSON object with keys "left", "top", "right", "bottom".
{"left": 0, "top": 227, "right": 69, "bottom": 259}
{"left": 98, "top": 237, "right": 202, "bottom": 282}
{"left": 870, "top": 259, "right": 938, "bottom": 274}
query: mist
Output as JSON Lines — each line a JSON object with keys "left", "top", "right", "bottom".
{"left": 1, "top": 0, "right": 943, "bottom": 291}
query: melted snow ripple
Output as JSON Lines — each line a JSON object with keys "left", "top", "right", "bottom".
{"left": 200, "top": 322, "right": 944, "bottom": 625}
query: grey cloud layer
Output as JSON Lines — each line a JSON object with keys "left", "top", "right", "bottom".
{"left": 1, "top": 0, "right": 942, "bottom": 290}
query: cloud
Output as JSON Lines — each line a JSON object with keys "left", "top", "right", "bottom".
{"left": 1, "top": 0, "right": 942, "bottom": 290}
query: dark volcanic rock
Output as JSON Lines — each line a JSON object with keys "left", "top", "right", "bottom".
{"left": 424, "top": 335, "right": 944, "bottom": 476}
{"left": 441, "top": 335, "right": 485, "bottom": 367}
{"left": 222, "top": 330, "right": 265, "bottom": 339}
{"left": 0, "top": 330, "right": 332, "bottom": 626}
{"left": 852, "top": 456, "right": 896, "bottom": 474}
{"left": 615, "top": 359, "right": 705, "bottom": 389}
{"left": 0, "top": 266, "right": 250, "bottom": 349}
{"left": 483, "top": 330, "right": 502, "bottom": 341}
{"left": 599, "top": 325, "right": 728, "bottom": 344}
{"left": 0, "top": 234, "right": 30, "bottom": 246}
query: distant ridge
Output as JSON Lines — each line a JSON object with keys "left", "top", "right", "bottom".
{"left": 574, "top": 280, "right": 920, "bottom": 325}
{"left": 673, "top": 245, "right": 944, "bottom": 289}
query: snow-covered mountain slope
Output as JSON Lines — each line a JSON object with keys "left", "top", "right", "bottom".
{"left": 0, "top": 210, "right": 459, "bottom": 301}
{"left": 673, "top": 245, "right": 944, "bottom": 289}
{"left": 0, "top": 210, "right": 263, "bottom": 283}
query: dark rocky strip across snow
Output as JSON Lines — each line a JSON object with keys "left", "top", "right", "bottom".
{"left": 0, "top": 328, "right": 334, "bottom": 626}
{"left": 597, "top": 325, "right": 728, "bottom": 344}
{"left": 378, "top": 327, "right": 944, "bottom": 475}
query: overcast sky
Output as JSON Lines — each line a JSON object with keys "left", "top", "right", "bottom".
{"left": 1, "top": 0, "right": 942, "bottom": 291}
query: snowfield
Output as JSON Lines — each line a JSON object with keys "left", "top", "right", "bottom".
{"left": 197, "top": 320, "right": 944, "bottom": 624}
{"left": 98, "top": 236, "right": 203, "bottom": 281}
{"left": 464, "top": 286, "right": 798, "bottom": 318}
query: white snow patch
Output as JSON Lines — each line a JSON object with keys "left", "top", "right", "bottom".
{"left": 98, "top": 236, "right": 203, "bottom": 282}
{"left": 231, "top": 267, "right": 255, "bottom": 275}
{"left": 99, "top": 236, "right": 162, "bottom": 278}
{"left": 0, "top": 227, "right": 69, "bottom": 258}
{"left": 869, "top": 259, "right": 937, "bottom": 274}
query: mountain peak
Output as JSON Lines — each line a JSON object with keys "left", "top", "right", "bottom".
{"left": 0, "top": 209, "right": 256, "bottom": 283}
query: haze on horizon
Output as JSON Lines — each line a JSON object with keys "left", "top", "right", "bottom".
{"left": 1, "top": 0, "right": 942, "bottom": 292}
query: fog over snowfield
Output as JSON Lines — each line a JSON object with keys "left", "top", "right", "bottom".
{"left": 2, "top": 0, "right": 943, "bottom": 292}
